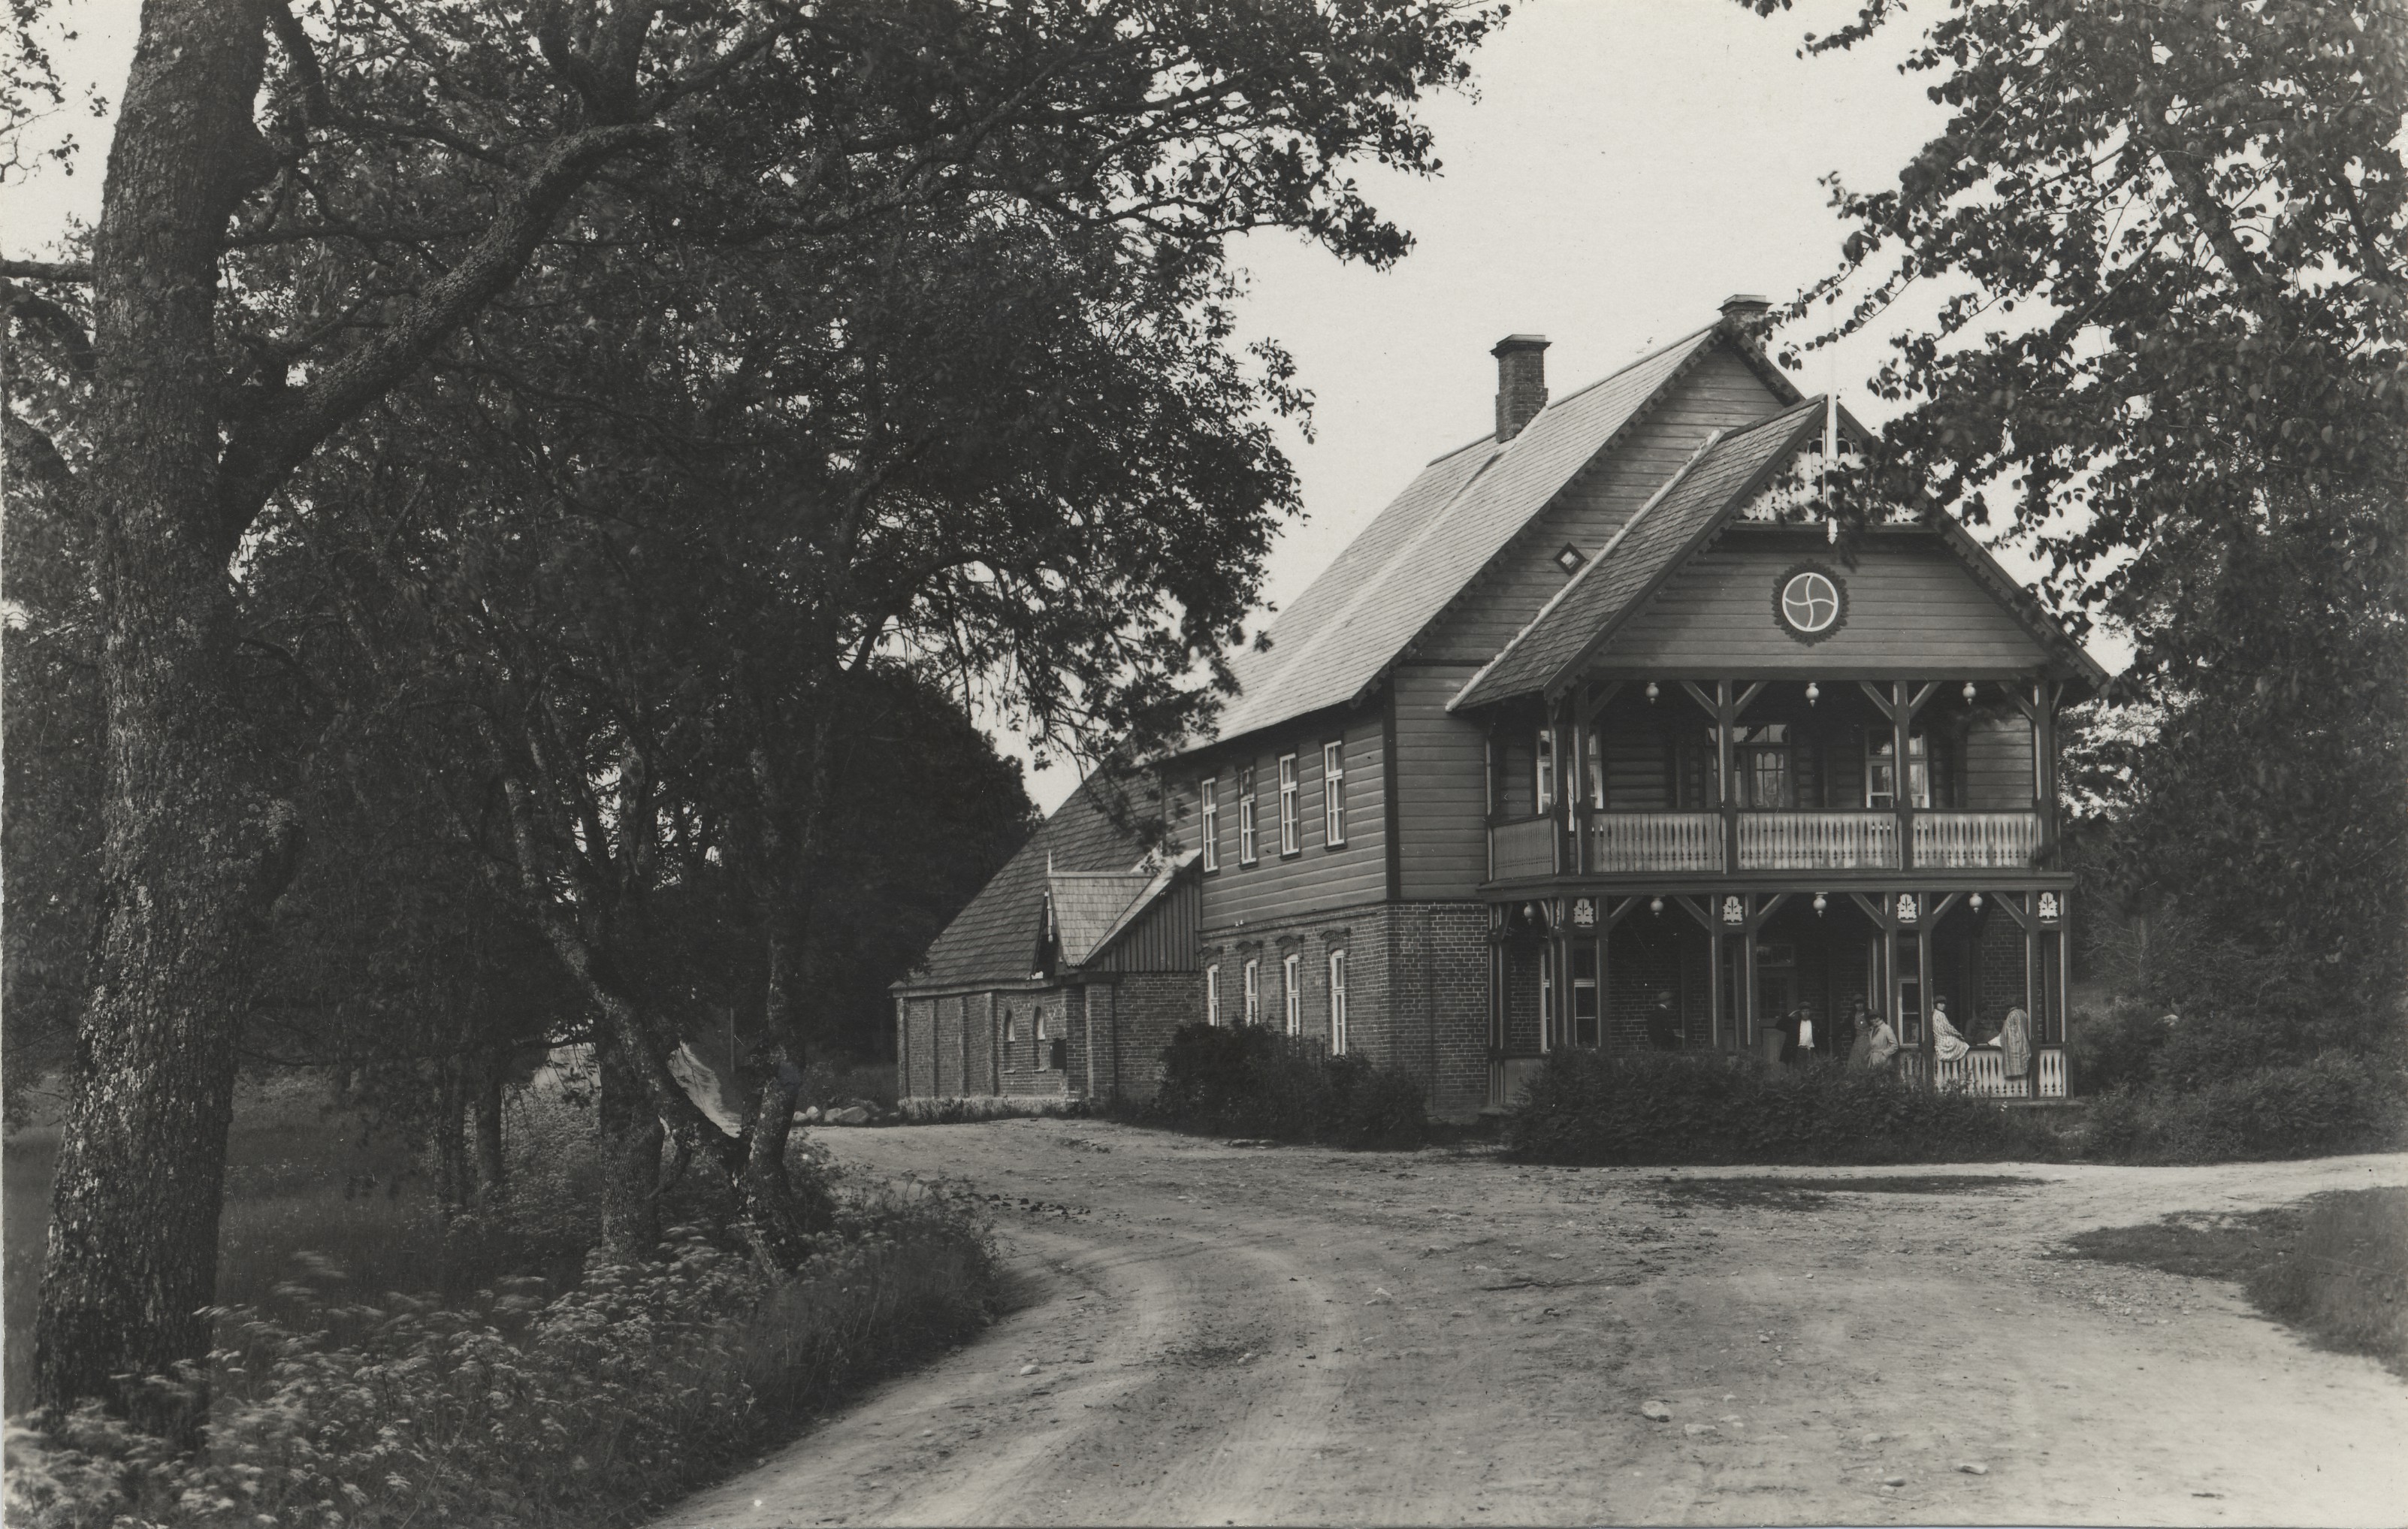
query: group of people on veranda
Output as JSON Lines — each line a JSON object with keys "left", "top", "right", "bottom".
{"left": 1640, "top": 987, "right": 2035, "bottom": 1085}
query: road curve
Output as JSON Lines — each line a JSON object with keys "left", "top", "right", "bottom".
{"left": 655, "top": 1120, "right": 2408, "bottom": 1527}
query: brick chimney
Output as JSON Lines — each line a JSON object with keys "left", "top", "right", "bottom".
{"left": 1492, "top": 334, "right": 1551, "bottom": 443}
{"left": 1719, "top": 293, "right": 1772, "bottom": 333}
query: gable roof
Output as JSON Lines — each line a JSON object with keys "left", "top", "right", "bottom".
{"left": 1450, "top": 397, "right": 2110, "bottom": 710}
{"left": 1045, "top": 869, "right": 1157, "bottom": 966}
{"left": 1453, "top": 399, "right": 1828, "bottom": 710}
{"left": 901, "top": 775, "right": 1150, "bottom": 992}
{"left": 1200, "top": 322, "right": 1790, "bottom": 749}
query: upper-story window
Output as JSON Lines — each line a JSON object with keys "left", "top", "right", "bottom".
{"left": 1866, "top": 732, "right": 1932, "bottom": 810}
{"left": 1322, "top": 742, "right": 1346, "bottom": 845}
{"left": 1198, "top": 778, "right": 1219, "bottom": 872}
{"left": 1237, "top": 766, "right": 1258, "bottom": 863}
{"left": 1582, "top": 722, "right": 1606, "bottom": 810}
{"left": 1278, "top": 754, "right": 1301, "bottom": 855}
{"left": 1733, "top": 723, "right": 1793, "bottom": 809}
{"left": 1534, "top": 727, "right": 1557, "bottom": 814}
{"left": 1283, "top": 953, "right": 1301, "bottom": 1035}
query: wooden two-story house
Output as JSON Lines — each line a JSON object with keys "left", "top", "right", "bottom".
{"left": 896, "top": 295, "right": 2100, "bottom": 1116}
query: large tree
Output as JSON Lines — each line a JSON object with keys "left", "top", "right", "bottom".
{"left": 2, "top": 0, "right": 1503, "bottom": 1424}
{"left": 1760, "top": 0, "right": 2407, "bottom": 1026}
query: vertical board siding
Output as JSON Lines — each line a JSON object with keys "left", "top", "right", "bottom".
{"left": 1963, "top": 712, "right": 2037, "bottom": 811}
{"left": 1392, "top": 666, "right": 1491, "bottom": 899}
{"left": 1092, "top": 873, "right": 1201, "bottom": 971}
{"left": 1183, "top": 712, "right": 1388, "bottom": 931}
{"left": 1600, "top": 538, "right": 2051, "bottom": 671}
{"left": 1419, "top": 349, "right": 1786, "bottom": 663}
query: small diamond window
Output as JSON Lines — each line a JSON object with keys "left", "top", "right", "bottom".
{"left": 1554, "top": 544, "right": 1586, "bottom": 576}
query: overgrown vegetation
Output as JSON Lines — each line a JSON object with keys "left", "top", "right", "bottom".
{"left": 1134, "top": 1025, "right": 1428, "bottom": 1149}
{"left": 2082, "top": 1055, "right": 2408, "bottom": 1165}
{"left": 1504, "top": 1051, "right": 2060, "bottom": 1166}
{"left": 2064, "top": 1189, "right": 2406, "bottom": 1377}
{"left": 5, "top": 1184, "right": 996, "bottom": 1529}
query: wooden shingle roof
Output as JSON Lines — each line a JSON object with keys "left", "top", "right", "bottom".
{"left": 1201, "top": 324, "right": 1733, "bottom": 747}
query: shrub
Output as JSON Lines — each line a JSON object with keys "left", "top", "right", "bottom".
{"left": 1504, "top": 1049, "right": 2059, "bottom": 1166}
{"left": 2081, "top": 1051, "right": 2408, "bottom": 1163}
{"left": 1141, "top": 1024, "right": 1427, "bottom": 1149}
{"left": 2068, "top": 1000, "right": 2174, "bottom": 1094}
{"left": 4, "top": 1184, "right": 997, "bottom": 1529}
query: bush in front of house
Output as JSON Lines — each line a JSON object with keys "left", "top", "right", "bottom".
{"left": 1503, "top": 1048, "right": 2061, "bottom": 1166}
{"left": 2080, "top": 1050, "right": 2408, "bottom": 1164}
{"left": 5, "top": 1183, "right": 998, "bottom": 1529}
{"left": 1141, "top": 1023, "right": 1428, "bottom": 1148}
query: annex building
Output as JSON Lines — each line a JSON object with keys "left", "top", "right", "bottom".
{"left": 894, "top": 296, "right": 2101, "bottom": 1118}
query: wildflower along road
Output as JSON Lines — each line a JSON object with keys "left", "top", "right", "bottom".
{"left": 657, "top": 1121, "right": 2408, "bottom": 1527}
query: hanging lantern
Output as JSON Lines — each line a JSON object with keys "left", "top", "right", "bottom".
{"left": 1650, "top": 896, "right": 1664, "bottom": 917}
{"left": 1645, "top": 681, "right": 1660, "bottom": 704}
{"left": 1962, "top": 681, "right": 1977, "bottom": 703}
{"left": 1970, "top": 891, "right": 1984, "bottom": 913}
{"left": 1812, "top": 891, "right": 1827, "bottom": 916}
{"left": 1805, "top": 681, "right": 1820, "bottom": 706}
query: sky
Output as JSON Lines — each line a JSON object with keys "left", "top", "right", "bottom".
{"left": 3, "top": 1, "right": 2113, "bottom": 815}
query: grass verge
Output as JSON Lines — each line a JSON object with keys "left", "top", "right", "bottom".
{"left": 2062, "top": 1187, "right": 2406, "bottom": 1376}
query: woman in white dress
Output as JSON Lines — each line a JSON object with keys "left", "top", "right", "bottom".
{"left": 1929, "top": 999, "right": 1971, "bottom": 1063}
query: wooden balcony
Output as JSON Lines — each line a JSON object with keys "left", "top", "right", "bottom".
{"left": 1491, "top": 808, "right": 2047, "bottom": 881}
{"left": 1589, "top": 811, "right": 1724, "bottom": 872}
{"left": 1912, "top": 811, "right": 2041, "bottom": 869}
{"left": 1736, "top": 811, "right": 1897, "bottom": 870}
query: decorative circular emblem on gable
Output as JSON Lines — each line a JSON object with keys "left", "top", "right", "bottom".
{"left": 1774, "top": 562, "right": 1847, "bottom": 643}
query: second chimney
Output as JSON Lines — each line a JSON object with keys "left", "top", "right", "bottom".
{"left": 1492, "top": 334, "right": 1550, "bottom": 443}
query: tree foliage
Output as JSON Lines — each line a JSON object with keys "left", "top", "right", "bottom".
{"left": 1763, "top": 0, "right": 2408, "bottom": 1029}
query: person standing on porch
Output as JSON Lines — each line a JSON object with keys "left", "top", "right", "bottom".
{"left": 1646, "top": 989, "right": 1682, "bottom": 1051}
{"left": 1990, "top": 1005, "right": 2032, "bottom": 1081}
{"left": 1853, "top": 1005, "right": 1899, "bottom": 1071}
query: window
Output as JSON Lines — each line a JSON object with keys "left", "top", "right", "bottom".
{"left": 1538, "top": 945, "right": 1556, "bottom": 1053}
{"left": 1573, "top": 940, "right": 1600, "bottom": 1048}
{"left": 1278, "top": 753, "right": 1300, "bottom": 855}
{"left": 1735, "top": 724, "right": 1793, "bottom": 809}
{"left": 1283, "top": 953, "right": 1301, "bottom": 1035}
{"left": 1002, "top": 1008, "right": 1016, "bottom": 1066}
{"left": 1206, "top": 964, "right": 1221, "bottom": 1026}
{"left": 1534, "top": 727, "right": 1556, "bottom": 813}
{"left": 1199, "top": 778, "right": 1219, "bottom": 872}
{"left": 1243, "top": 959, "right": 1260, "bottom": 1024}
{"left": 1328, "top": 950, "right": 1349, "bottom": 1053}
{"left": 1866, "top": 731, "right": 1931, "bottom": 810}
{"left": 1582, "top": 722, "right": 1606, "bottom": 810}
{"left": 1776, "top": 567, "right": 1843, "bottom": 637}
{"left": 1238, "top": 767, "right": 1258, "bottom": 863}
{"left": 1322, "top": 742, "right": 1346, "bottom": 845}
{"left": 1035, "top": 1008, "right": 1049, "bottom": 1042}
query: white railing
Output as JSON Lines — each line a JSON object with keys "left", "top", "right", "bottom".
{"left": 1737, "top": 811, "right": 1899, "bottom": 870}
{"left": 1588, "top": 811, "right": 1726, "bottom": 872}
{"left": 1912, "top": 811, "right": 2041, "bottom": 868}
{"left": 1491, "top": 816, "right": 1559, "bottom": 881}
{"left": 2038, "top": 1047, "right": 2068, "bottom": 1098}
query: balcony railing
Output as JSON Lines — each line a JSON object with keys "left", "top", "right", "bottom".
{"left": 1913, "top": 811, "right": 2041, "bottom": 869}
{"left": 1935, "top": 1045, "right": 2068, "bottom": 1099}
{"left": 1588, "top": 811, "right": 1724, "bottom": 872}
{"left": 1736, "top": 811, "right": 1898, "bottom": 870}
{"left": 1491, "top": 815, "right": 1559, "bottom": 881}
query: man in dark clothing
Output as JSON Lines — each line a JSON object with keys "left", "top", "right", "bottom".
{"left": 1646, "top": 989, "right": 1682, "bottom": 1050}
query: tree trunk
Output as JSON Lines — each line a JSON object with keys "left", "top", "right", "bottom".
{"left": 31, "top": 0, "right": 289, "bottom": 1434}
{"left": 471, "top": 1058, "right": 508, "bottom": 1210}
{"left": 434, "top": 1060, "right": 470, "bottom": 1217}
{"left": 596, "top": 1033, "right": 663, "bottom": 1262}
{"left": 734, "top": 923, "right": 835, "bottom": 1270}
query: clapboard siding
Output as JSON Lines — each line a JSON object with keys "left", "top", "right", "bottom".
{"left": 1090, "top": 872, "right": 1201, "bottom": 971}
{"left": 1391, "top": 666, "right": 1491, "bottom": 899}
{"left": 1963, "top": 713, "right": 2036, "bottom": 811}
{"left": 1418, "top": 349, "right": 1785, "bottom": 663}
{"left": 1177, "top": 711, "right": 1388, "bottom": 932}
{"left": 1599, "top": 534, "right": 2050, "bottom": 671}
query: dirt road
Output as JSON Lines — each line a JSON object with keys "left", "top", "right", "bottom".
{"left": 657, "top": 1121, "right": 2408, "bottom": 1527}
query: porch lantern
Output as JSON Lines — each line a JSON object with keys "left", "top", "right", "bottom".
{"left": 1962, "top": 681, "right": 1977, "bottom": 703}
{"left": 1645, "top": 681, "right": 1660, "bottom": 704}
{"left": 1805, "top": 681, "right": 1820, "bottom": 706}
{"left": 1650, "top": 896, "right": 1664, "bottom": 917}
{"left": 1970, "top": 891, "right": 1984, "bottom": 913}
{"left": 1812, "top": 891, "right": 1827, "bottom": 916}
